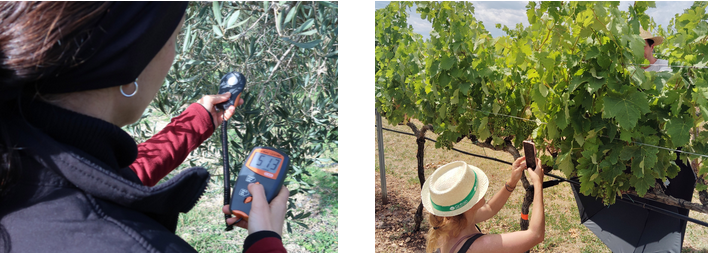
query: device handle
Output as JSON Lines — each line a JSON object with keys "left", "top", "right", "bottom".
{"left": 222, "top": 120, "right": 234, "bottom": 231}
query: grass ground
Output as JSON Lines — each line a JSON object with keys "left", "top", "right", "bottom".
{"left": 175, "top": 164, "right": 338, "bottom": 252}
{"left": 375, "top": 117, "right": 708, "bottom": 253}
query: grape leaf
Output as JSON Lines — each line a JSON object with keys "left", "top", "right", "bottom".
{"left": 630, "top": 174, "right": 655, "bottom": 196}
{"left": 599, "top": 160, "right": 624, "bottom": 183}
{"left": 569, "top": 76, "right": 589, "bottom": 93}
{"left": 587, "top": 76, "right": 606, "bottom": 93}
{"left": 597, "top": 55, "right": 612, "bottom": 69}
{"left": 602, "top": 90, "right": 650, "bottom": 130}
{"left": 666, "top": 115, "right": 694, "bottom": 147}
{"left": 585, "top": 46, "right": 600, "bottom": 59}
{"left": 558, "top": 151, "right": 575, "bottom": 178}
{"left": 441, "top": 54, "right": 455, "bottom": 70}
{"left": 460, "top": 82, "right": 471, "bottom": 94}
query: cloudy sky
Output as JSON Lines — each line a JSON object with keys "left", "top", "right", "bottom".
{"left": 374, "top": 1, "right": 700, "bottom": 39}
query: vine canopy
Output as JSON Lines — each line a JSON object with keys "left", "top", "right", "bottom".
{"left": 376, "top": 1, "right": 708, "bottom": 205}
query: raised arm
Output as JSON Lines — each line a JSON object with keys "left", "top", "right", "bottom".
{"left": 471, "top": 161, "right": 545, "bottom": 253}
{"left": 474, "top": 157, "right": 526, "bottom": 223}
{"left": 130, "top": 93, "right": 239, "bottom": 186}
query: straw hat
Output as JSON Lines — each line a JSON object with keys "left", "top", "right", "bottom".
{"left": 640, "top": 28, "right": 664, "bottom": 46}
{"left": 421, "top": 161, "right": 489, "bottom": 217}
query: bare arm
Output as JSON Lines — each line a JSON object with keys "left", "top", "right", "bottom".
{"left": 469, "top": 165, "right": 545, "bottom": 253}
{"left": 474, "top": 157, "right": 526, "bottom": 224}
{"left": 473, "top": 182, "right": 513, "bottom": 223}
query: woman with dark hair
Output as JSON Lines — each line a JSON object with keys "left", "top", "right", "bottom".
{"left": 0, "top": 2, "right": 286, "bottom": 252}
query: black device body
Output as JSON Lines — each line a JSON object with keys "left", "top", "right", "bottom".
{"left": 230, "top": 146, "right": 289, "bottom": 221}
{"left": 523, "top": 141, "right": 537, "bottom": 170}
{"left": 216, "top": 71, "right": 246, "bottom": 111}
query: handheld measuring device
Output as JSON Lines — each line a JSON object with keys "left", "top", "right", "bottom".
{"left": 219, "top": 71, "right": 246, "bottom": 230}
{"left": 217, "top": 71, "right": 289, "bottom": 229}
{"left": 229, "top": 147, "right": 290, "bottom": 221}
{"left": 216, "top": 71, "right": 246, "bottom": 111}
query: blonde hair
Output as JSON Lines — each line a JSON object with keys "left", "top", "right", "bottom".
{"left": 426, "top": 213, "right": 467, "bottom": 253}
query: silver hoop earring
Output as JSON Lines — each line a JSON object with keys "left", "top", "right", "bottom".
{"left": 120, "top": 79, "right": 139, "bottom": 97}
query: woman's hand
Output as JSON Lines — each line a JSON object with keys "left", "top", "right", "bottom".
{"left": 222, "top": 184, "right": 290, "bottom": 236}
{"left": 526, "top": 157, "right": 544, "bottom": 185}
{"left": 509, "top": 156, "right": 527, "bottom": 186}
{"left": 197, "top": 93, "right": 244, "bottom": 127}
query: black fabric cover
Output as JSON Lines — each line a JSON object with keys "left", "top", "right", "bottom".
{"left": 667, "top": 157, "right": 697, "bottom": 243}
{"left": 570, "top": 158, "right": 696, "bottom": 253}
{"left": 36, "top": 2, "right": 187, "bottom": 94}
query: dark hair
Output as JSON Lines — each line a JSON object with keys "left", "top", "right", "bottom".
{"left": 0, "top": 2, "right": 110, "bottom": 198}
{"left": 646, "top": 39, "right": 655, "bottom": 47}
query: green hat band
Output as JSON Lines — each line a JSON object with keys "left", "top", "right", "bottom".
{"left": 430, "top": 169, "right": 478, "bottom": 212}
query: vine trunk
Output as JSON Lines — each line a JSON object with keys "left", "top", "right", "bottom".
{"left": 407, "top": 122, "right": 432, "bottom": 232}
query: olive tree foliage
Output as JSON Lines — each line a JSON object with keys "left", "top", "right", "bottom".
{"left": 124, "top": 1, "right": 338, "bottom": 229}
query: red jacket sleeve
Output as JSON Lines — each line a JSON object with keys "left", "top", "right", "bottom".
{"left": 130, "top": 103, "right": 215, "bottom": 186}
{"left": 243, "top": 231, "right": 287, "bottom": 253}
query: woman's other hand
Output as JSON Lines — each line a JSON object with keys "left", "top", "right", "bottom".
{"left": 526, "top": 157, "right": 544, "bottom": 185}
{"left": 197, "top": 93, "right": 244, "bottom": 126}
{"left": 222, "top": 184, "right": 290, "bottom": 236}
{"left": 509, "top": 156, "right": 527, "bottom": 185}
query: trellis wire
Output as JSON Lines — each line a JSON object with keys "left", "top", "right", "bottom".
{"left": 469, "top": 108, "right": 708, "bottom": 159}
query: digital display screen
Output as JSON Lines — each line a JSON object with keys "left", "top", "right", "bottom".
{"left": 249, "top": 152, "right": 281, "bottom": 173}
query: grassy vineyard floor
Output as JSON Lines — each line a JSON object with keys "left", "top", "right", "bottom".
{"left": 375, "top": 118, "right": 708, "bottom": 253}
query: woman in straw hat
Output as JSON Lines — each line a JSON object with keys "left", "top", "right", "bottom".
{"left": 422, "top": 156, "right": 545, "bottom": 253}
{"left": 640, "top": 28, "right": 671, "bottom": 72}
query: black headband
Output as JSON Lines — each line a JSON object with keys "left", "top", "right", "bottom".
{"left": 36, "top": 2, "right": 188, "bottom": 94}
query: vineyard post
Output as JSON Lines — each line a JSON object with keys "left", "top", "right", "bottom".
{"left": 376, "top": 110, "right": 388, "bottom": 205}
{"left": 407, "top": 122, "right": 433, "bottom": 232}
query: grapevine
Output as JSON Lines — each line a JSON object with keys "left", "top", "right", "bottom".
{"left": 376, "top": 0, "right": 708, "bottom": 223}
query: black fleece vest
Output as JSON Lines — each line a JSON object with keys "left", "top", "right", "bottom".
{"left": 0, "top": 101, "right": 208, "bottom": 252}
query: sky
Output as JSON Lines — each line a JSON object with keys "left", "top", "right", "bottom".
{"left": 374, "top": 1, "right": 699, "bottom": 39}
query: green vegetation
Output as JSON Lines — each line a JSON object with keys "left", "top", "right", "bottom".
{"left": 376, "top": 1, "right": 708, "bottom": 206}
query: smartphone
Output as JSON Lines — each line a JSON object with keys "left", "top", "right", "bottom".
{"left": 523, "top": 140, "right": 536, "bottom": 170}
